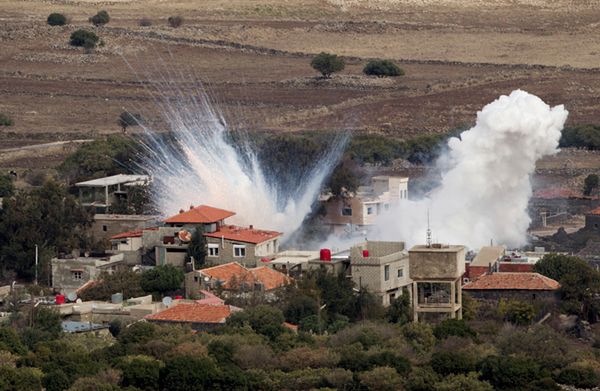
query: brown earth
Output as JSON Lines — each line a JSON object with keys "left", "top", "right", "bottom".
{"left": 2, "top": 0, "right": 600, "bottom": 170}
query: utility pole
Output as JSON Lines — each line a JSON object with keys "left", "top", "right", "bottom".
{"left": 34, "top": 244, "right": 38, "bottom": 286}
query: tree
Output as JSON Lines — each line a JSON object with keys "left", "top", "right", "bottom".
{"left": 0, "top": 174, "right": 15, "bottom": 197}
{"left": 69, "top": 30, "right": 99, "bottom": 48}
{"left": 479, "top": 355, "right": 542, "bottom": 390}
{"left": 118, "top": 112, "right": 142, "bottom": 133}
{"left": 310, "top": 52, "right": 345, "bottom": 78}
{"left": 359, "top": 366, "right": 403, "bottom": 391}
{"left": 167, "top": 16, "right": 184, "bottom": 28}
{"left": 584, "top": 174, "right": 599, "bottom": 196}
{"left": 556, "top": 365, "right": 600, "bottom": 389}
{"left": 89, "top": 10, "right": 110, "bottom": 26}
{"left": 504, "top": 299, "right": 535, "bottom": 325}
{"left": 140, "top": 265, "right": 184, "bottom": 296}
{"left": 43, "top": 370, "right": 71, "bottom": 391}
{"left": 433, "top": 319, "right": 476, "bottom": 340}
{"left": 78, "top": 269, "right": 144, "bottom": 301}
{"left": 430, "top": 351, "right": 477, "bottom": 376}
{"left": 386, "top": 293, "right": 411, "bottom": 324}
{"left": 284, "top": 295, "right": 318, "bottom": 324}
{"left": 363, "top": 59, "right": 404, "bottom": 77}
{"left": 187, "top": 226, "right": 207, "bottom": 268}
{"left": 327, "top": 157, "right": 361, "bottom": 196}
{"left": 47, "top": 13, "right": 67, "bottom": 26}
{"left": 434, "top": 373, "right": 493, "bottom": 391}
{"left": 120, "top": 356, "right": 161, "bottom": 391}
{"left": 227, "top": 305, "right": 285, "bottom": 340}
{"left": 160, "top": 356, "right": 218, "bottom": 391}
{"left": 0, "top": 113, "right": 13, "bottom": 126}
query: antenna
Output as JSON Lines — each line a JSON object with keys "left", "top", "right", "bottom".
{"left": 426, "top": 209, "right": 432, "bottom": 247}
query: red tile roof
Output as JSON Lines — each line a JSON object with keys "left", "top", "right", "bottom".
{"left": 111, "top": 230, "right": 143, "bottom": 240}
{"left": 164, "top": 205, "right": 235, "bottom": 224}
{"left": 204, "top": 225, "right": 281, "bottom": 244}
{"left": 463, "top": 272, "right": 560, "bottom": 291}
{"left": 249, "top": 266, "right": 291, "bottom": 290}
{"left": 199, "top": 262, "right": 291, "bottom": 290}
{"left": 533, "top": 188, "right": 585, "bottom": 199}
{"left": 588, "top": 206, "right": 600, "bottom": 215}
{"left": 145, "top": 303, "right": 233, "bottom": 324}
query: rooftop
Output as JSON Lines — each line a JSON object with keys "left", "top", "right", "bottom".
{"left": 463, "top": 272, "right": 560, "bottom": 291}
{"left": 249, "top": 266, "right": 292, "bottom": 290}
{"left": 409, "top": 244, "right": 465, "bottom": 253}
{"left": 471, "top": 246, "right": 506, "bottom": 267}
{"left": 199, "top": 262, "right": 291, "bottom": 290}
{"left": 164, "top": 205, "right": 236, "bottom": 224}
{"left": 94, "top": 214, "right": 157, "bottom": 221}
{"left": 204, "top": 224, "right": 281, "bottom": 244}
{"left": 145, "top": 303, "right": 234, "bottom": 324}
{"left": 76, "top": 174, "right": 150, "bottom": 187}
{"left": 588, "top": 206, "right": 600, "bottom": 216}
{"left": 111, "top": 230, "right": 143, "bottom": 240}
{"left": 62, "top": 321, "right": 109, "bottom": 333}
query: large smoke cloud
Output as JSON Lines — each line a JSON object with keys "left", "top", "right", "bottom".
{"left": 376, "top": 90, "right": 568, "bottom": 249}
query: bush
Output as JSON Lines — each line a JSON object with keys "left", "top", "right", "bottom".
{"left": 284, "top": 295, "right": 318, "bottom": 324}
{"left": 69, "top": 30, "right": 99, "bottom": 48}
{"left": 140, "top": 265, "right": 184, "bottom": 296}
{"left": 560, "top": 125, "right": 600, "bottom": 150}
{"left": 386, "top": 293, "right": 411, "bottom": 324}
{"left": 120, "top": 356, "right": 161, "bottom": 391}
{"left": 479, "top": 355, "right": 542, "bottom": 390}
{"left": 139, "top": 17, "right": 152, "bottom": 26}
{"left": 504, "top": 300, "right": 535, "bottom": 325}
{"left": 430, "top": 351, "right": 477, "bottom": 376}
{"left": 0, "top": 174, "right": 15, "bottom": 198}
{"left": 555, "top": 365, "right": 600, "bottom": 389}
{"left": 47, "top": 13, "right": 67, "bottom": 26}
{"left": 363, "top": 59, "right": 404, "bottom": 77}
{"left": 433, "top": 319, "right": 476, "bottom": 340}
{"left": 167, "top": 16, "right": 183, "bottom": 28}
{"left": 402, "top": 322, "right": 435, "bottom": 353}
{"left": 310, "top": 52, "right": 345, "bottom": 78}
{"left": 434, "top": 373, "right": 493, "bottom": 391}
{"left": 89, "top": 10, "right": 110, "bottom": 26}
{"left": 118, "top": 111, "right": 142, "bottom": 132}
{"left": 584, "top": 174, "right": 599, "bottom": 196}
{"left": 159, "top": 356, "right": 217, "bottom": 391}
{"left": 0, "top": 113, "right": 13, "bottom": 126}
{"left": 359, "top": 366, "right": 403, "bottom": 391}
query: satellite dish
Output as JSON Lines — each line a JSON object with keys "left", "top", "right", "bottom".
{"left": 67, "top": 292, "right": 77, "bottom": 302}
{"left": 76, "top": 298, "right": 82, "bottom": 303}
{"left": 162, "top": 296, "right": 173, "bottom": 307}
{"left": 203, "top": 276, "right": 210, "bottom": 282}
{"left": 178, "top": 230, "right": 192, "bottom": 243}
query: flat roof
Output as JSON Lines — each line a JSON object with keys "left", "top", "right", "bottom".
{"left": 94, "top": 214, "right": 157, "bottom": 221}
{"left": 409, "top": 244, "right": 465, "bottom": 253}
{"left": 471, "top": 246, "right": 506, "bottom": 267}
{"left": 62, "top": 321, "right": 109, "bottom": 333}
{"left": 76, "top": 174, "right": 150, "bottom": 187}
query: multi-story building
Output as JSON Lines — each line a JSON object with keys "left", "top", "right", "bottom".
{"left": 51, "top": 252, "right": 124, "bottom": 295}
{"left": 321, "top": 176, "right": 409, "bottom": 235}
{"left": 76, "top": 174, "right": 150, "bottom": 214}
{"left": 350, "top": 241, "right": 412, "bottom": 306}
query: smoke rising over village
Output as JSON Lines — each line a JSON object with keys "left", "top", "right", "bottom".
{"left": 376, "top": 90, "right": 568, "bottom": 249}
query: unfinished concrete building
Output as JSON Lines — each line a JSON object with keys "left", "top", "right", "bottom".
{"left": 350, "top": 241, "right": 412, "bottom": 306}
{"left": 409, "top": 244, "right": 465, "bottom": 322}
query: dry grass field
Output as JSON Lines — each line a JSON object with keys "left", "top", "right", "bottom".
{"left": 2, "top": 0, "right": 600, "bottom": 172}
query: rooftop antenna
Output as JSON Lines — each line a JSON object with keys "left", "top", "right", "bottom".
{"left": 426, "top": 209, "right": 432, "bottom": 248}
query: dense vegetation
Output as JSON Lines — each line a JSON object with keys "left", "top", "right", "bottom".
{"left": 89, "top": 10, "right": 110, "bottom": 26}
{"left": 363, "top": 59, "right": 404, "bottom": 77}
{"left": 47, "top": 13, "right": 67, "bottom": 26}
{"left": 584, "top": 173, "right": 599, "bottom": 196}
{"left": 69, "top": 30, "right": 99, "bottom": 49}
{"left": 560, "top": 124, "right": 600, "bottom": 150}
{"left": 310, "top": 52, "right": 345, "bottom": 78}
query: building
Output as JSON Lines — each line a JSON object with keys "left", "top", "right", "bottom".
{"left": 145, "top": 303, "right": 240, "bottom": 330}
{"left": 61, "top": 321, "right": 110, "bottom": 336}
{"left": 409, "top": 244, "right": 465, "bottom": 322}
{"left": 321, "top": 176, "right": 409, "bottom": 234}
{"left": 585, "top": 206, "right": 600, "bottom": 231}
{"left": 266, "top": 249, "right": 350, "bottom": 277}
{"left": 350, "top": 241, "right": 412, "bottom": 306}
{"left": 530, "top": 188, "right": 599, "bottom": 228}
{"left": 465, "top": 246, "right": 506, "bottom": 281}
{"left": 185, "top": 262, "right": 291, "bottom": 297}
{"left": 91, "top": 214, "right": 157, "bottom": 243}
{"left": 146, "top": 205, "right": 282, "bottom": 268}
{"left": 76, "top": 174, "right": 150, "bottom": 213}
{"left": 51, "top": 253, "right": 124, "bottom": 295}
{"left": 109, "top": 229, "right": 148, "bottom": 265}
{"left": 462, "top": 272, "right": 560, "bottom": 302}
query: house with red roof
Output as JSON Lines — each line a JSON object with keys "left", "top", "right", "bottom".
{"left": 145, "top": 303, "right": 240, "bottom": 330}
{"left": 463, "top": 272, "right": 560, "bottom": 302}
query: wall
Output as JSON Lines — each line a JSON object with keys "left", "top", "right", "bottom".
{"left": 205, "top": 237, "right": 257, "bottom": 267}
{"left": 52, "top": 258, "right": 99, "bottom": 294}
{"left": 409, "top": 246, "right": 466, "bottom": 280}
{"left": 465, "top": 289, "right": 558, "bottom": 302}
{"left": 91, "top": 215, "right": 156, "bottom": 242}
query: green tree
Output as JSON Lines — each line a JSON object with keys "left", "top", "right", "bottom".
{"left": 386, "top": 293, "right": 411, "bottom": 324}
{"left": 310, "top": 52, "right": 345, "bottom": 78}
{"left": 434, "top": 373, "right": 493, "bottom": 391}
{"left": 159, "top": 356, "right": 218, "bottom": 391}
{"left": 187, "top": 226, "right": 207, "bottom": 268}
{"left": 327, "top": 157, "right": 361, "bottom": 196}
{"left": 69, "top": 30, "right": 99, "bottom": 48}
{"left": 504, "top": 300, "right": 535, "bottom": 325}
{"left": 402, "top": 322, "right": 435, "bottom": 353}
{"left": 284, "top": 295, "right": 318, "bottom": 324}
{"left": 584, "top": 174, "right": 599, "bottom": 196}
{"left": 140, "top": 265, "right": 184, "bottom": 296}
{"left": 433, "top": 319, "right": 476, "bottom": 340}
{"left": 43, "top": 370, "right": 71, "bottom": 391}
{"left": 0, "top": 113, "right": 13, "bottom": 126}
{"left": 227, "top": 305, "right": 285, "bottom": 340}
{"left": 359, "top": 366, "right": 403, "bottom": 391}
{"left": 0, "top": 174, "right": 15, "bottom": 197}
{"left": 556, "top": 365, "right": 600, "bottom": 389}
{"left": 560, "top": 125, "right": 600, "bottom": 150}
{"left": 117, "top": 321, "right": 157, "bottom": 346}
{"left": 120, "top": 356, "right": 161, "bottom": 391}
{"left": 0, "top": 327, "right": 26, "bottom": 354}
{"left": 363, "top": 59, "right": 404, "bottom": 77}
{"left": 89, "top": 10, "right": 110, "bottom": 26}
{"left": 47, "top": 13, "right": 67, "bottom": 26}
{"left": 430, "top": 351, "right": 477, "bottom": 376}
{"left": 479, "top": 355, "right": 542, "bottom": 390}
{"left": 118, "top": 112, "right": 142, "bottom": 133}
{"left": 79, "top": 269, "right": 144, "bottom": 301}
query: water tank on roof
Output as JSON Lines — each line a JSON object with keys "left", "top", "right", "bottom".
{"left": 320, "top": 248, "right": 332, "bottom": 262}
{"left": 55, "top": 294, "right": 65, "bottom": 305}
{"left": 362, "top": 249, "right": 369, "bottom": 258}
{"left": 111, "top": 293, "right": 123, "bottom": 304}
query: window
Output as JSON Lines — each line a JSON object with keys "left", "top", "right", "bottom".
{"left": 208, "top": 244, "right": 219, "bottom": 257}
{"left": 342, "top": 207, "right": 352, "bottom": 216}
{"left": 102, "top": 225, "right": 107, "bottom": 232}
{"left": 397, "top": 268, "right": 403, "bottom": 278}
{"left": 367, "top": 206, "right": 373, "bottom": 215}
{"left": 71, "top": 271, "right": 83, "bottom": 280}
{"left": 384, "top": 265, "right": 390, "bottom": 281}
{"left": 234, "top": 245, "right": 246, "bottom": 257}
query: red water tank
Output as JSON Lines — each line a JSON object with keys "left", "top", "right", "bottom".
{"left": 174, "top": 295, "right": 183, "bottom": 300}
{"left": 55, "top": 294, "right": 65, "bottom": 305}
{"left": 362, "top": 249, "right": 369, "bottom": 258}
{"left": 320, "top": 248, "right": 332, "bottom": 261}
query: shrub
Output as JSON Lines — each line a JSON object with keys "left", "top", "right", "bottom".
{"left": 139, "top": 17, "right": 152, "bottom": 26}
{"left": 504, "top": 300, "right": 535, "bottom": 325}
{"left": 159, "top": 356, "right": 218, "bottom": 391}
{"left": 433, "top": 319, "right": 476, "bottom": 340}
{"left": 584, "top": 173, "right": 599, "bottom": 196}
{"left": 43, "top": 369, "right": 71, "bottom": 391}
{"left": 434, "top": 373, "right": 493, "bottom": 391}
{"left": 359, "top": 366, "right": 403, "bottom": 391}
{"left": 310, "top": 52, "right": 345, "bottom": 78}
{"left": 89, "top": 10, "right": 110, "bottom": 26}
{"left": 363, "top": 59, "right": 404, "bottom": 77}
{"left": 167, "top": 16, "right": 184, "bottom": 28}
{"left": 430, "top": 351, "right": 477, "bottom": 376}
{"left": 386, "top": 293, "right": 411, "bottom": 324}
{"left": 118, "top": 111, "right": 142, "bottom": 132}
{"left": 284, "top": 295, "right": 318, "bottom": 324}
{"left": 0, "top": 175, "right": 15, "bottom": 198}
{"left": 479, "top": 355, "right": 542, "bottom": 390}
{"left": 47, "top": 13, "right": 67, "bottom": 26}
{"left": 0, "top": 113, "right": 13, "bottom": 126}
{"left": 140, "top": 264, "right": 184, "bottom": 296}
{"left": 120, "top": 356, "right": 161, "bottom": 391}
{"left": 70, "top": 29, "right": 99, "bottom": 48}
{"left": 555, "top": 365, "right": 600, "bottom": 389}
{"left": 402, "top": 322, "right": 435, "bottom": 353}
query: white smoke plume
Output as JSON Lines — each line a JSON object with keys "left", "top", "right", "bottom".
{"left": 376, "top": 90, "right": 568, "bottom": 249}
{"left": 137, "top": 85, "right": 347, "bottom": 239}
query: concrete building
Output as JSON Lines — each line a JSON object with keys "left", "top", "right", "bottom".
{"left": 350, "top": 241, "right": 412, "bottom": 306}
{"left": 76, "top": 174, "right": 150, "bottom": 213}
{"left": 409, "top": 244, "right": 465, "bottom": 322}
{"left": 465, "top": 246, "right": 506, "bottom": 281}
{"left": 51, "top": 253, "right": 124, "bottom": 295}
{"left": 463, "top": 272, "right": 560, "bottom": 302}
{"left": 109, "top": 230, "right": 147, "bottom": 265}
{"left": 321, "top": 176, "right": 409, "bottom": 234}
{"left": 91, "top": 214, "right": 157, "bottom": 243}
{"left": 266, "top": 249, "right": 350, "bottom": 277}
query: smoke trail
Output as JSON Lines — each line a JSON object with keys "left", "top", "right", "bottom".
{"left": 376, "top": 90, "right": 568, "bottom": 249}
{"left": 135, "top": 80, "right": 347, "bottom": 239}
